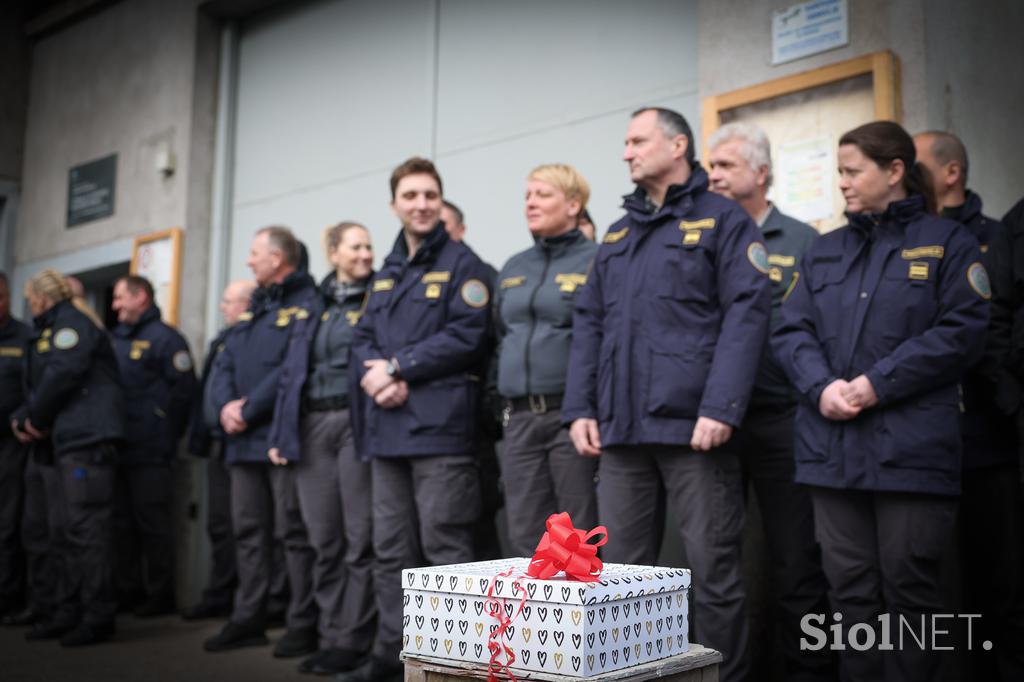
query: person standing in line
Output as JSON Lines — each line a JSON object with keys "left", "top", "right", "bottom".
{"left": 340, "top": 157, "right": 491, "bottom": 682}
{"left": 0, "top": 272, "right": 32, "bottom": 620}
{"left": 12, "top": 269, "right": 124, "bottom": 646}
{"left": 773, "top": 121, "right": 989, "bottom": 682}
{"left": 707, "top": 121, "right": 834, "bottom": 680}
{"left": 563, "top": 107, "right": 771, "bottom": 682}
{"left": 441, "top": 199, "right": 504, "bottom": 561}
{"left": 914, "top": 130, "right": 1024, "bottom": 680}
{"left": 110, "top": 275, "right": 197, "bottom": 617}
{"left": 204, "top": 227, "right": 318, "bottom": 657}
{"left": 495, "top": 163, "right": 599, "bottom": 554}
{"left": 182, "top": 279, "right": 256, "bottom": 620}
{"left": 267, "top": 221, "right": 377, "bottom": 676}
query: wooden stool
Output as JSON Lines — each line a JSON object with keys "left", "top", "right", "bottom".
{"left": 402, "top": 645, "right": 722, "bottom": 681}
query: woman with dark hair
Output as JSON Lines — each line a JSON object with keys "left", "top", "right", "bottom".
{"left": 267, "top": 222, "right": 377, "bottom": 674}
{"left": 772, "top": 121, "right": 990, "bottom": 682}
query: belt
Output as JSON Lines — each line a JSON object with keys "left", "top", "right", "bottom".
{"left": 506, "top": 393, "right": 563, "bottom": 415}
{"left": 302, "top": 395, "right": 349, "bottom": 413}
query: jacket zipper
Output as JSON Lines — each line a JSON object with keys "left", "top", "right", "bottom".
{"left": 524, "top": 248, "right": 551, "bottom": 396}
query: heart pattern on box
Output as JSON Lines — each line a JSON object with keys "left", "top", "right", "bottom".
{"left": 402, "top": 562, "right": 691, "bottom": 677}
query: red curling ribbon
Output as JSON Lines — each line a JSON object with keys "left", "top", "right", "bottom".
{"left": 527, "top": 512, "right": 608, "bottom": 582}
{"left": 485, "top": 567, "right": 528, "bottom": 682}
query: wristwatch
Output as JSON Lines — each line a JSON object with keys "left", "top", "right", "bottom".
{"left": 385, "top": 358, "right": 400, "bottom": 378}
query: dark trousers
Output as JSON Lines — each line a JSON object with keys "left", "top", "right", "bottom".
{"left": 371, "top": 455, "right": 480, "bottom": 661}
{"left": 500, "top": 407, "right": 598, "bottom": 556}
{"left": 21, "top": 455, "right": 68, "bottom": 619}
{"left": 811, "top": 487, "right": 957, "bottom": 682}
{"left": 959, "top": 462, "right": 1024, "bottom": 680}
{"left": 598, "top": 445, "right": 750, "bottom": 682}
{"left": 736, "top": 403, "right": 834, "bottom": 680}
{"left": 114, "top": 462, "right": 175, "bottom": 602}
{"left": 229, "top": 462, "right": 315, "bottom": 629}
{"left": 295, "top": 409, "right": 375, "bottom": 650}
{"left": 472, "top": 431, "right": 503, "bottom": 561}
{"left": 0, "top": 437, "right": 28, "bottom": 609}
{"left": 200, "top": 446, "right": 236, "bottom": 607}
{"left": 58, "top": 446, "right": 117, "bottom": 626}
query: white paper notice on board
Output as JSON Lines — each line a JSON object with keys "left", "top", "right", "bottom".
{"left": 774, "top": 136, "right": 835, "bottom": 224}
{"left": 772, "top": 0, "right": 849, "bottom": 65}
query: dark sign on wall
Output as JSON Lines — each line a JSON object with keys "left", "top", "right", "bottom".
{"left": 67, "top": 154, "right": 117, "bottom": 227}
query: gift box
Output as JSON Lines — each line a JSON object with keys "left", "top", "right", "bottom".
{"left": 402, "top": 558, "right": 691, "bottom": 678}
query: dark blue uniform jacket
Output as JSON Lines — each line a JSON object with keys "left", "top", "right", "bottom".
{"left": 351, "top": 223, "right": 492, "bottom": 458}
{"left": 772, "top": 196, "right": 990, "bottom": 496}
{"left": 112, "top": 305, "right": 196, "bottom": 463}
{"left": 187, "top": 328, "right": 230, "bottom": 458}
{"left": 268, "top": 273, "right": 371, "bottom": 462}
{"left": 12, "top": 300, "right": 124, "bottom": 455}
{"left": 562, "top": 166, "right": 772, "bottom": 446}
{"left": 210, "top": 271, "right": 318, "bottom": 464}
{"left": 0, "top": 315, "right": 32, "bottom": 428}
{"left": 947, "top": 192, "right": 1020, "bottom": 469}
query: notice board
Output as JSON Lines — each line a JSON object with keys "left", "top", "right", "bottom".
{"left": 701, "top": 51, "right": 900, "bottom": 233}
{"left": 131, "top": 228, "right": 184, "bottom": 326}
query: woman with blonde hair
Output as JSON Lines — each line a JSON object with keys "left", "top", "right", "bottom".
{"left": 12, "top": 268, "right": 124, "bottom": 646}
{"left": 494, "top": 163, "right": 600, "bottom": 554}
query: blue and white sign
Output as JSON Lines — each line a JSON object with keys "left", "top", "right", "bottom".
{"left": 772, "top": 0, "right": 849, "bottom": 65}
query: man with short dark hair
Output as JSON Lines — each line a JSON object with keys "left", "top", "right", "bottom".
{"left": 341, "top": 158, "right": 492, "bottom": 682}
{"left": 110, "top": 274, "right": 196, "bottom": 617}
{"left": 205, "top": 227, "right": 319, "bottom": 656}
{"left": 0, "top": 272, "right": 32, "bottom": 619}
{"left": 915, "top": 130, "right": 1024, "bottom": 680}
{"left": 708, "top": 121, "right": 832, "bottom": 680}
{"left": 564, "top": 107, "right": 771, "bottom": 682}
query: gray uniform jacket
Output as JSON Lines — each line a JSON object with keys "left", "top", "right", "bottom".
{"left": 751, "top": 206, "right": 818, "bottom": 406}
{"left": 495, "top": 229, "right": 598, "bottom": 398}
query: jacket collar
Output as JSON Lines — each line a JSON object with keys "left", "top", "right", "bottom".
{"left": 384, "top": 221, "right": 449, "bottom": 268}
{"left": 251, "top": 269, "right": 316, "bottom": 312}
{"left": 941, "top": 190, "right": 983, "bottom": 225}
{"left": 34, "top": 299, "right": 71, "bottom": 330}
{"left": 534, "top": 228, "right": 587, "bottom": 254}
{"left": 846, "top": 195, "right": 926, "bottom": 239}
{"left": 113, "top": 304, "right": 161, "bottom": 337}
{"left": 319, "top": 271, "right": 372, "bottom": 305}
{"left": 622, "top": 164, "right": 710, "bottom": 218}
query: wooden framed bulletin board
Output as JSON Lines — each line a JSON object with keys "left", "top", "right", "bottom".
{"left": 701, "top": 51, "right": 900, "bottom": 232}
{"left": 130, "top": 227, "right": 184, "bottom": 326}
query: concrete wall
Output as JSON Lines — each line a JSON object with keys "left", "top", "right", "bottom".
{"left": 698, "top": 0, "right": 1024, "bottom": 216}
{"left": 16, "top": 0, "right": 207, "bottom": 284}
{"left": 0, "top": 3, "right": 30, "bottom": 184}
{"left": 922, "top": 0, "right": 1024, "bottom": 216}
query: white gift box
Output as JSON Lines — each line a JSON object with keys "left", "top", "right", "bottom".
{"left": 402, "top": 558, "right": 691, "bottom": 678}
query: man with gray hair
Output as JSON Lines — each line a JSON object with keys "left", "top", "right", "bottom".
{"left": 205, "top": 227, "right": 319, "bottom": 657}
{"left": 708, "top": 122, "right": 833, "bottom": 680}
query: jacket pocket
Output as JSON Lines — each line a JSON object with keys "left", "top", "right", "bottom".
{"left": 793, "top": 405, "right": 830, "bottom": 463}
{"left": 597, "top": 342, "right": 616, "bottom": 422}
{"left": 645, "top": 348, "right": 711, "bottom": 418}
{"left": 879, "top": 397, "right": 959, "bottom": 472}
{"left": 409, "top": 376, "right": 474, "bottom": 436}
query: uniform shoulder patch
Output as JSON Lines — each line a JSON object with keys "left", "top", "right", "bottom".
{"left": 373, "top": 278, "right": 395, "bottom": 293}
{"left": 747, "top": 242, "right": 770, "bottom": 274}
{"left": 172, "top": 350, "right": 193, "bottom": 372}
{"left": 53, "top": 328, "right": 79, "bottom": 350}
{"left": 967, "top": 262, "right": 991, "bottom": 300}
{"left": 461, "top": 279, "right": 490, "bottom": 308}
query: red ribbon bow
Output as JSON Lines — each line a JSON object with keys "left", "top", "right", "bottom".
{"left": 527, "top": 512, "right": 608, "bottom": 582}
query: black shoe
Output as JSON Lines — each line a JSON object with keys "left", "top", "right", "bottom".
{"left": 134, "top": 594, "right": 177, "bottom": 618}
{"left": 266, "top": 608, "right": 286, "bottom": 629}
{"left": 273, "top": 626, "right": 318, "bottom": 658}
{"left": 203, "top": 620, "right": 269, "bottom": 652}
{"left": 25, "top": 616, "right": 79, "bottom": 640}
{"left": 334, "top": 656, "right": 402, "bottom": 682}
{"left": 182, "top": 600, "right": 232, "bottom": 621}
{"left": 298, "top": 648, "right": 364, "bottom": 675}
{"left": 60, "top": 621, "right": 115, "bottom": 647}
{"left": 2, "top": 608, "right": 40, "bottom": 626}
